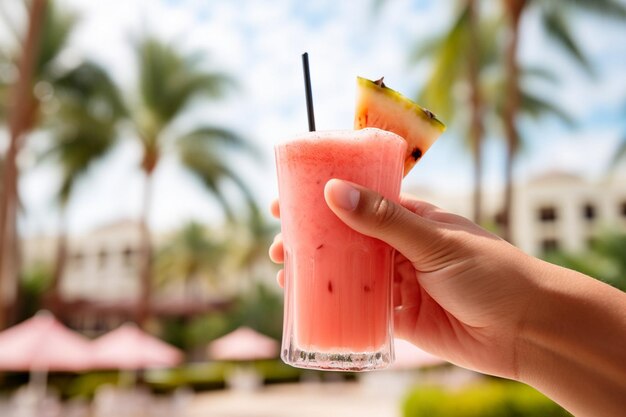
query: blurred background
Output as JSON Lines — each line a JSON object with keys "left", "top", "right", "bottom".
{"left": 0, "top": 0, "right": 625, "bottom": 416}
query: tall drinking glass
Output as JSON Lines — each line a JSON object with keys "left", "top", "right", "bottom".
{"left": 275, "top": 128, "right": 406, "bottom": 371}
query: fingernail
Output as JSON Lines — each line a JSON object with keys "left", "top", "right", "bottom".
{"left": 326, "top": 179, "right": 360, "bottom": 211}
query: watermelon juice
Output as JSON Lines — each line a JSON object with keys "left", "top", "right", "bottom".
{"left": 275, "top": 128, "right": 406, "bottom": 371}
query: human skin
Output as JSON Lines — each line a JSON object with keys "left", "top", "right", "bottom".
{"left": 269, "top": 179, "right": 626, "bottom": 417}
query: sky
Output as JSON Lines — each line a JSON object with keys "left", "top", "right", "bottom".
{"left": 8, "top": 0, "right": 626, "bottom": 236}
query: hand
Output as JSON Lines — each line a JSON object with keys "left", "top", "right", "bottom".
{"left": 271, "top": 179, "right": 626, "bottom": 417}
{"left": 270, "top": 179, "right": 540, "bottom": 380}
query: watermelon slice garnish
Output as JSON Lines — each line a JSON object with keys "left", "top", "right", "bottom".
{"left": 355, "top": 77, "right": 446, "bottom": 177}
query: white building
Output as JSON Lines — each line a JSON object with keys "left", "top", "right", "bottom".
{"left": 23, "top": 220, "right": 144, "bottom": 303}
{"left": 409, "top": 171, "right": 626, "bottom": 257}
{"left": 514, "top": 172, "right": 626, "bottom": 255}
{"left": 62, "top": 220, "right": 142, "bottom": 302}
{"left": 22, "top": 220, "right": 254, "bottom": 307}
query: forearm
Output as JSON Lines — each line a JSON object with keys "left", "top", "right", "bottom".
{"left": 517, "top": 259, "right": 626, "bottom": 417}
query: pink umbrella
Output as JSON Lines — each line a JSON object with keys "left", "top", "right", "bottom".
{"left": 91, "top": 323, "right": 183, "bottom": 370}
{"left": 389, "top": 338, "right": 447, "bottom": 370}
{"left": 207, "top": 327, "right": 278, "bottom": 361}
{"left": 0, "top": 311, "right": 93, "bottom": 372}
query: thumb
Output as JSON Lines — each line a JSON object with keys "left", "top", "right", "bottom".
{"left": 324, "top": 179, "right": 440, "bottom": 265}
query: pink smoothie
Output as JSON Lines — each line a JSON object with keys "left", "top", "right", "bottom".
{"left": 276, "top": 128, "right": 406, "bottom": 364}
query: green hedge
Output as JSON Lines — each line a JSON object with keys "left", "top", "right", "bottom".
{"left": 62, "top": 359, "right": 303, "bottom": 396}
{"left": 403, "top": 381, "right": 571, "bottom": 417}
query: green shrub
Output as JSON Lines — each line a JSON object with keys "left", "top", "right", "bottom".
{"left": 403, "top": 381, "right": 571, "bottom": 417}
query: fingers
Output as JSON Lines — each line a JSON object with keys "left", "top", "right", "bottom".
{"left": 276, "top": 269, "right": 284, "bottom": 288}
{"left": 270, "top": 200, "right": 280, "bottom": 219}
{"left": 269, "top": 233, "right": 284, "bottom": 263}
{"left": 269, "top": 200, "right": 284, "bottom": 288}
{"left": 400, "top": 193, "right": 477, "bottom": 227}
{"left": 399, "top": 194, "right": 445, "bottom": 218}
{"left": 324, "top": 179, "right": 447, "bottom": 269}
{"left": 269, "top": 199, "right": 283, "bottom": 261}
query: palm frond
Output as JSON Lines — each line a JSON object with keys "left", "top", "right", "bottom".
{"left": 178, "top": 141, "right": 236, "bottom": 220}
{"left": 521, "top": 66, "right": 560, "bottom": 85}
{"left": 205, "top": 177, "right": 236, "bottom": 222}
{"left": 137, "top": 38, "right": 174, "bottom": 123}
{"left": 37, "top": 0, "right": 78, "bottom": 79}
{"left": 39, "top": 57, "right": 123, "bottom": 206}
{"left": 484, "top": 72, "right": 574, "bottom": 131}
{"left": 178, "top": 126, "right": 261, "bottom": 161}
{"left": 219, "top": 164, "right": 259, "bottom": 216}
{"left": 520, "top": 89, "right": 576, "bottom": 127}
{"left": 42, "top": 99, "right": 119, "bottom": 204}
{"left": 541, "top": 10, "right": 593, "bottom": 75}
{"left": 165, "top": 72, "right": 234, "bottom": 122}
{"left": 178, "top": 137, "right": 256, "bottom": 222}
{"left": 57, "top": 173, "right": 74, "bottom": 206}
{"left": 408, "top": 36, "right": 444, "bottom": 65}
{"left": 136, "top": 37, "right": 234, "bottom": 128}
{"left": 416, "top": 5, "right": 472, "bottom": 121}
{"left": 53, "top": 61, "right": 126, "bottom": 118}
{"left": 610, "top": 137, "right": 626, "bottom": 168}
{"left": 555, "top": 0, "right": 626, "bottom": 18}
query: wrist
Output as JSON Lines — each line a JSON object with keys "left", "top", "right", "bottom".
{"left": 514, "top": 260, "right": 626, "bottom": 417}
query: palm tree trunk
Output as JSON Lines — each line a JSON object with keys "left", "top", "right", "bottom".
{"left": 502, "top": 0, "right": 525, "bottom": 243}
{"left": 467, "top": 0, "right": 484, "bottom": 225}
{"left": 0, "top": 0, "right": 47, "bottom": 329}
{"left": 184, "top": 272, "right": 194, "bottom": 303}
{"left": 137, "top": 170, "right": 155, "bottom": 328}
{"left": 49, "top": 205, "right": 68, "bottom": 316}
{"left": 0, "top": 142, "right": 19, "bottom": 327}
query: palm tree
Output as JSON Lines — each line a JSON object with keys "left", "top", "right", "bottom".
{"left": 414, "top": 4, "right": 571, "bottom": 229}
{"left": 41, "top": 62, "right": 125, "bottom": 314}
{"left": 129, "top": 37, "right": 257, "bottom": 326}
{"left": 500, "top": 0, "right": 626, "bottom": 242}
{"left": 0, "top": 0, "right": 125, "bottom": 326}
{"left": 413, "top": 2, "right": 496, "bottom": 224}
{"left": 155, "top": 222, "right": 225, "bottom": 301}
{"left": 0, "top": 0, "right": 48, "bottom": 328}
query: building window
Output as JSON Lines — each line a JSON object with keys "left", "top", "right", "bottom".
{"left": 541, "top": 238, "right": 560, "bottom": 253}
{"left": 582, "top": 203, "right": 596, "bottom": 221}
{"left": 98, "top": 249, "right": 108, "bottom": 268}
{"left": 122, "top": 247, "right": 135, "bottom": 267}
{"left": 538, "top": 206, "right": 557, "bottom": 222}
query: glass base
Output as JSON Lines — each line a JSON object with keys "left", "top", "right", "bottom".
{"left": 281, "top": 345, "right": 392, "bottom": 372}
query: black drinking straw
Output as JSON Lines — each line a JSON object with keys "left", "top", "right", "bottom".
{"left": 302, "top": 52, "right": 316, "bottom": 132}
